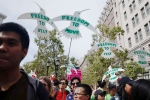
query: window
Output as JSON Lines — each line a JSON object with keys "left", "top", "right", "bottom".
{"left": 132, "top": 1, "right": 136, "bottom": 10}
{"left": 116, "top": 12, "right": 118, "bottom": 17}
{"left": 118, "top": 33, "right": 121, "bottom": 40}
{"left": 135, "top": 14, "right": 139, "bottom": 24}
{"left": 134, "top": 32, "right": 139, "bottom": 43}
{"left": 117, "top": 22, "right": 119, "bottom": 26}
{"left": 128, "top": 37, "right": 132, "bottom": 47}
{"left": 124, "top": 11, "right": 127, "bottom": 20}
{"left": 145, "top": 2, "right": 150, "bottom": 15}
{"left": 141, "top": 7, "right": 146, "bottom": 18}
{"left": 129, "top": 5, "right": 133, "bottom": 13}
{"left": 126, "top": 24, "right": 129, "bottom": 33}
{"left": 144, "top": 23, "right": 150, "bottom": 36}
{"left": 132, "top": 17, "right": 136, "bottom": 27}
{"left": 148, "top": 44, "right": 150, "bottom": 51}
{"left": 114, "top": 2, "right": 116, "bottom": 8}
{"left": 122, "top": 0, "right": 125, "bottom": 8}
{"left": 138, "top": 29, "right": 143, "bottom": 41}
{"left": 111, "top": 17, "right": 114, "bottom": 23}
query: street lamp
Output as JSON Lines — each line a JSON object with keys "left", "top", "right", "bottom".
{"left": 55, "top": 60, "right": 60, "bottom": 78}
{"left": 46, "top": 61, "right": 50, "bottom": 76}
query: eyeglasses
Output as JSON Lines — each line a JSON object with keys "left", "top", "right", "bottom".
{"left": 71, "top": 82, "right": 80, "bottom": 86}
{"left": 43, "top": 83, "right": 48, "bottom": 86}
{"left": 59, "top": 82, "right": 65, "bottom": 85}
{"left": 74, "top": 93, "right": 87, "bottom": 96}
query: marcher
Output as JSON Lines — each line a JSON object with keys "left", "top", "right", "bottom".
{"left": 117, "top": 76, "right": 134, "bottom": 100}
{"left": 97, "top": 80, "right": 107, "bottom": 91}
{"left": 94, "top": 89, "right": 106, "bottom": 100}
{"left": 66, "top": 77, "right": 81, "bottom": 100}
{"left": 39, "top": 76, "right": 56, "bottom": 100}
{"left": 74, "top": 84, "right": 92, "bottom": 100}
{"left": 0, "top": 22, "right": 49, "bottom": 100}
{"left": 105, "top": 84, "right": 116, "bottom": 100}
{"left": 131, "top": 79, "right": 150, "bottom": 100}
{"left": 54, "top": 78, "right": 69, "bottom": 100}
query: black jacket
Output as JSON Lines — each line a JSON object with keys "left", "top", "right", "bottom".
{"left": 20, "top": 71, "right": 49, "bottom": 100}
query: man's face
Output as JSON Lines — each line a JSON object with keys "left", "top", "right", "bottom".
{"left": 74, "top": 87, "right": 89, "bottom": 100}
{"left": 59, "top": 80, "right": 67, "bottom": 89}
{"left": 0, "top": 31, "right": 27, "bottom": 70}
{"left": 71, "top": 79, "right": 80, "bottom": 91}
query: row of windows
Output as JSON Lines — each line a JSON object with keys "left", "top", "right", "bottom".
{"left": 122, "top": 0, "right": 143, "bottom": 9}
{"left": 128, "top": 22, "right": 150, "bottom": 48}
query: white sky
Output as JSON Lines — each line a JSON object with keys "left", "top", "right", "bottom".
{"left": 0, "top": 0, "right": 106, "bottom": 66}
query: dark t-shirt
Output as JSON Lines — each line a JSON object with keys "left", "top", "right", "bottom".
{"left": 0, "top": 74, "right": 28, "bottom": 100}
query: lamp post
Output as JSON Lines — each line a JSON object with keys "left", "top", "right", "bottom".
{"left": 55, "top": 60, "right": 60, "bottom": 78}
{"left": 46, "top": 61, "right": 50, "bottom": 76}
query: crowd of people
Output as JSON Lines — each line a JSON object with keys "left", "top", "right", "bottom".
{"left": 0, "top": 22, "right": 150, "bottom": 100}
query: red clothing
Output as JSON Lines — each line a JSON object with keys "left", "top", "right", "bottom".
{"left": 56, "top": 90, "right": 68, "bottom": 100}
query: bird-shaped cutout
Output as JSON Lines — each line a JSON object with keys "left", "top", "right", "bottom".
{"left": 18, "top": 2, "right": 59, "bottom": 38}
{"left": 48, "top": 9, "right": 100, "bottom": 39}
{"left": 90, "top": 38, "right": 124, "bottom": 59}
{"left": 60, "top": 63, "right": 77, "bottom": 74}
{"left": 102, "top": 66, "right": 125, "bottom": 83}
{"left": 128, "top": 46, "right": 150, "bottom": 67}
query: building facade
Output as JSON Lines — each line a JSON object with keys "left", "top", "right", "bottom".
{"left": 98, "top": 0, "right": 150, "bottom": 78}
{"left": 0, "top": 12, "right": 6, "bottom": 23}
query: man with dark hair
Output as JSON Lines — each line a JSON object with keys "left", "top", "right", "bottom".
{"left": 54, "top": 78, "right": 70, "bottom": 100}
{"left": 66, "top": 77, "right": 81, "bottom": 100}
{"left": 0, "top": 22, "right": 49, "bottom": 100}
{"left": 74, "top": 84, "right": 92, "bottom": 100}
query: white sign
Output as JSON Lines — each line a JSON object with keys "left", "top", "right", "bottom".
{"left": 102, "top": 66, "right": 125, "bottom": 83}
{"left": 18, "top": 2, "right": 59, "bottom": 38}
{"left": 90, "top": 38, "right": 124, "bottom": 59}
{"left": 49, "top": 9, "right": 100, "bottom": 39}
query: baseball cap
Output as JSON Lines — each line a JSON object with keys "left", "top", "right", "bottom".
{"left": 94, "top": 89, "right": 106, "bottom": 96}
{"left": 119, "top": 76, "right": 134, "bottom": 86}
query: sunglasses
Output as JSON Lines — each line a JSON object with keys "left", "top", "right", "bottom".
{"left": 71, "top": 82, "right": 80, "bottom": 86}
{"left": 59, "top": 82, "right": 65, "bottom": 85}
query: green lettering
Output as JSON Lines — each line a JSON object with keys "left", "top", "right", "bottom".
{"left": 31, "top": 13, "right": 34, "bottom": 18}
{"left": 62, "top": 16, "right": 66, "bottom": 20}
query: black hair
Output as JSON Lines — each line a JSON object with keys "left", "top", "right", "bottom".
{"left": 97, "top": 80, "right": 106, "bottom": 88}
{"left": 0, "top": 22, "right": 30, "bottom": 49}
{"left": 108, "top": 84, "right": 116, "bottom": 90}
{"left": 59, "top": 77, "right": 68, "bottom": 85}
{"left": 95, "top": 93, "right": 105, "bottom": 100}
{"left": 71, "top": 77, "right": 81, "bottom": 84}
{"left": 77, "top": 84, "right": 92, "bottom": 100}
{"left": 131, "top": 79, "right": 150, "bottom": 100}
{"left": 53, "top": 79, "right": 60, "bottom": 86}
{"left": 117, "top": 84, "right": 128, "bottom": 100}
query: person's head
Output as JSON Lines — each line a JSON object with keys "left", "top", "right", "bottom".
{"left": 131, "top": 79, "right": 150, "bottom": 100}
{"left": 119, "top": 76, "right": 134, "bottom": 96}
{"left": 53, "top": 79, "right": 60, "bottom": 87}
{"left": 97, "top": 80, "right": 106, "bottom": 89}
{"left": 0, "top": 22, "right": 29, "bottom": 70}
{"left": 71, "top": 77, "right": 81, "bottom": 91}
{"left": 94, "top": 89, "right": 106, "bottom": 100}
{"left": 108, "top": 84, "right": 116, "bottom": 96}
{"left": 39, "top": 76, "right": 53, "bottom": 97}
{"left": 59, "top": 77, "right": 68, "bottom": 90}
{"left": 74, "top": 84, "right": 92, "bottom": 100}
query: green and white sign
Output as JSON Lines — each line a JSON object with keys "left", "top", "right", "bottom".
{"left": 102, "top": 66, "right": 125, "bottom": 83}
{"left": 90, "top": 38, "right": 124, "bottom": 59}
{"left": 18, "top": 2, "right": 59, "bottom": 38}
{"left": 60, "top": 63, "right": 77, "bottom": 74}
{"left": 133, "top": 47, "right": 150, "bottom": 67}
{"left": 49, "top": 9, "right": 99, "bottom": 39}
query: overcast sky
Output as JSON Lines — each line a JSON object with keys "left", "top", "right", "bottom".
{"left": 0, "top": 0, "right": 106, "bottom": 65}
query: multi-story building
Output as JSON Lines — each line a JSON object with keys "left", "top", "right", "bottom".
{"left": 0, "top": 12, "right": 6, "bottom": 23}
{"left": 98, "top": 0, "right": 150, "bottom": 79}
